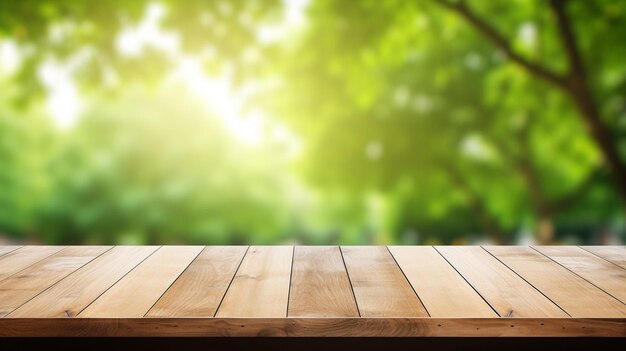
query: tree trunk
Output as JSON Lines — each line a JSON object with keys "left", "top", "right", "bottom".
{"left": 566, "top": 79, "right": 626, "bottom": 201}
{"left": 549, "top": 0, "right": 626, "bottom": 202}
{"left": 435, "top": 0, "right": 626, "bottom": 204}
{"left": 442, "top": 164, "right": 505, "bottom": 244}
{"left": 536, "top": 212, "right": 555, "bottom": 244}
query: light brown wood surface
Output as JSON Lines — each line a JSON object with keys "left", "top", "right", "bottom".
{"left": 0, "top": 246, "right": 20, "bottom": 257}
{"left": 288, "top": 246, "right": 359, "bottom": 317}
{"left": 0, "top": 246, "right": 65, "bottom": 281}
{"left": 485, "top": 246, "right": 626, "bottom": 317}
{"left": 534, "top": 246, "right": 626, "bottom": 303}
{"left": 80, "top": 246, "right": 203, "bottom": 317}
{"left": 341, "top": 246, "right": 428, "bottom": 317}
{"left": 216, "top": 246, "right": 293, "bottom": 317}
{"left": 436, "top": 246, "right": 567, "bottom": 317}
{"left": 0, "top": 245, "right": 624, "bottom": 337}
{"left": 0, "top": 246, "right": 110, "bottom": 317}
{"left": 389, "top": 246, "right": 496, "bottom": 317}
{"left": 147, "top": 246, "right": 248, "bottom": 317}
{"left": 8, "top": 246, "right": 158, "bottom": 317}
{"left": 581, "top": 246, "right": 626, "bottom": 269}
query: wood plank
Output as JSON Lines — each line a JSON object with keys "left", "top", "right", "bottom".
{"left": 0, "top": 246, "right": 65, "bottom": 282}
{"left": 80, "top": 246, "right": 203, "bottom": 317}
{"left": 341, "top": 246, "right": 428, "bottom": 317}
{"left": 0, "top": 246, "right": 20, "bottom": 257}
{"left": 216, "top": 246, "right": 292, "bottom": 317}
{"left": 1, "top": 245, "right": 625, "bottom": 338}
{"left": 0, "top": 318, "right": 623, "bottom": 337}
{"left": 8, "top": 246, "right": 158, "bottom": 317}
{"left": 288, "top": 246, "right": 359, "bottom": 317}
{"left": 486, "top": 246, "right": 626, "bottom": 317}
{"left": 436, "top": 246, "right": 567, "bottom": 317}
{"left": 389, "top": 246, "right": 496, "bottom": 317}
{"left": 146, "top": 246, "right": 248, "bottom": 317}
{"left": 581, "top": 246, "right": 626, "bottom": 269}
{"left": 534, "top": 246, "right": 626, "bottom": 303}
{"left": 0, "top": 246, "right": 111, "bottom": 317}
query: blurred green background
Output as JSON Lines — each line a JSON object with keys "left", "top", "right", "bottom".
{"left": 0, "top": 0, "right": 625, "bottom": 245}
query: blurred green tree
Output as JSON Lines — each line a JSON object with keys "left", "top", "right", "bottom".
{"left": 255, "top": 0, "right": 625, "bottom": 243}
{"left": 35, "top": 84, "right": 297, "bottom": 244}
{"left": 0, "top": 0, "right": 281, "bottom": 100}
{"left": 0, "top": 0, "right": 624, "bottom": 244}
{"left": 0, "top": 82, "right": 51, "bottom": 239}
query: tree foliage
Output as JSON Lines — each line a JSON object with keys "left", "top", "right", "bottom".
{"left": 0, "top": 0, "right": 624, "bottom": 244}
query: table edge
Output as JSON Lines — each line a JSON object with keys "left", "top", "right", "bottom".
{"left": 0, "top": 317, "right": 624, "bottom": 337}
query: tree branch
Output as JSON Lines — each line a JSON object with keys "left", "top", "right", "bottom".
{"left": 514, "top": 121, "right": 551, "bottom": 214}
{"left": 549, "top": 0, "right": 626, "bottom": 201}
{"left": 434, "top": 0, "right": 567, "bottom": 88}
{"left": 549, "top": 0, "right": 585, "bottom": 80}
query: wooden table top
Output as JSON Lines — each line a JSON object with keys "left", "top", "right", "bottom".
{"left": 0, "top": 245, "right": 624, "bottom": 337}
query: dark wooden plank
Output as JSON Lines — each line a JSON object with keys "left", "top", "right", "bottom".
{"left": 8, "top": 246, "right": 158, "bottom": 317}
{"left": 0, "top": 318, "right": 623, "bottom": 337}
{"left": 0, "top": 246, "right": 111, "bottom": 317}
{"left": 436, "top": 246, "right": 567, "bottom": 317}
{"left": 341, "top": 246, "right": 428, "bottom": 317}
{"left": 534, "top": 246, "right": 626, "bottom": 303}
{"left": 389, "top": 246, "right": 496, "bottom": 317}
{"left": 216, "top": 246, "right": 293, "bottom": 317}
{"left": 146, "top": 246, "right": 248, "bottom": 317}
{"left": 486, "top": 246, "right": 626, "bottom": 317}
{"left": 288, "top": 246, "right": 359, "bottom": 317}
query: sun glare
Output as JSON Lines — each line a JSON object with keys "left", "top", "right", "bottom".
{"left": 38, "top": 58, "right": 84, "bottom": 129}
{"left": 0, "top": 40, "right": 20, "bottom": 75}
{"left": 115, "top": 3, "right": 179, "bottom": 57}
{"left": 33, "top": 1, "right": 304, "bottom": 154}
{"left": 175, "top": 57, "right": 263, "bottom": 146}
{"left": 174, "top": 57, "right": 301, "bottom": 156}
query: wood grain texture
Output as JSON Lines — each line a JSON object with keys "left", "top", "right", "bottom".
{"left": 389, "top": 246, "right": 496, "bottom": 317}
{"left": 0, "top": 318, "right": 623, "bottom": 337}
{"left": 436, "top": 246, "right": 567, "bottom": 317}
{"left": 0, "top": 246, "right": 20, "bottom": 257}
{"left": 8, "top": 246, "right": 158, "bottom": 317}
{"left": 341, "top": 246, "right": 428, "bottom": 317}
{"left": 1, "top": 245, "right": 625, "bottom": 337}
{"left": 216, "top": 246, "right": 293, "bottom": 317}
{"left": 0, "top": 246, "right": 111, "bottom": 317}
{"left": 0, "top": 246, "right": 65, "bottom": 282}
{"left": 534, "top": 246, "right": 626, "bottom": 303}
{"left": 485, "top": 246, "right": 626, "bottom": 317}
{"left": 288, "top": 246, "right": 359, "bottom": 317}
{"left": 80, "top": 246, "right": 203, "bottom": 318}
{"left": 581, "top": 246, "right": 626, "bottom": 269}
{"left": 146, "top": 246, "right": 248, "bottom": 317}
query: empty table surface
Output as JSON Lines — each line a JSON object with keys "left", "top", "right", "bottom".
{"left": 0, "top": 245, "right": 624, "bottom": 337}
